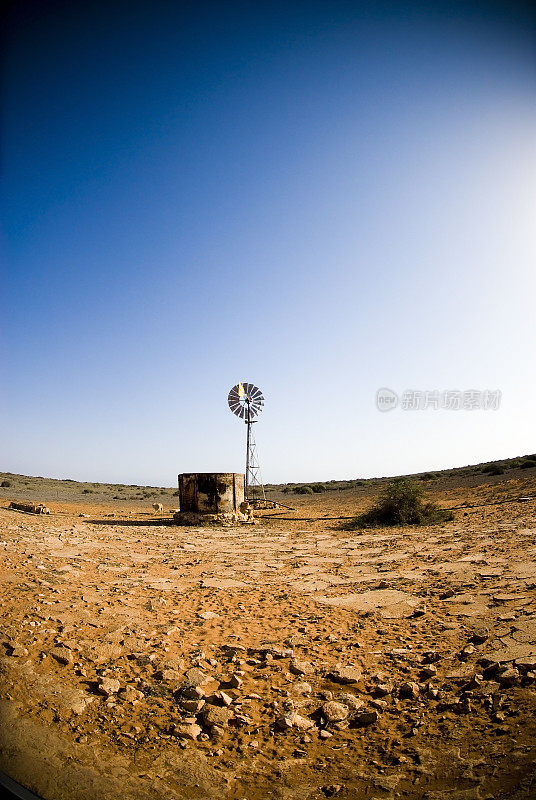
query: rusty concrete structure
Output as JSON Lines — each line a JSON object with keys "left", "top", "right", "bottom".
{"left": 174, "top": 473, "right": 245, "bottom": 524}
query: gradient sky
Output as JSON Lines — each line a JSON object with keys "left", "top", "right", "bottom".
{"left": 2, "top": 0, "right": 535, "bottom": 486}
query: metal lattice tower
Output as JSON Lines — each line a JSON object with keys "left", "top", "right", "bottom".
{"left": 228, "top": 382, "right": 266, "bottom": 501}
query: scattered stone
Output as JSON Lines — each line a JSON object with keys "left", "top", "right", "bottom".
{"left": 290, "top": 659, "right": 314, "bottom": 676}
{"left": 497, "top": 668, "right": 518, "bottom": 687}
{"left": 50, "top": 646, "right": 73, "bottom": 665}
{"left": 460, "top": 644, "right": 476, "bottom": 660}
{"left": 173, "top": 723, "right": 202, "bottom": 740}
{"left": 372, "top": 683, "right": 393, "bottom": 698}
{"left": 197, "top": 611, "right": 219, "bottom": 620}
{"left": 157, "top": 669, "right": 182, "bottom": 683}
{"left": 202, "top": 705, "right": 234, "bottom": 728}
{"left": 322, "top": 785, "right": 344, "bottom": 797}
{"left": 399, "top": 682, "right": 420, "bottom": 699}
{"left": 294, "top": 682, "right": 313, "bottom": 695}
{"left": 422, "top": 650, "right": 441, "bottom": 663}
{"left": 322, "top": 701, "right": 349, "bottom": 723}
{"left": 183, "top": 668, "right": 212, "bottom": 687}
{"left": 421, "top": 665, "right": 437, "bottom": 678}
{"left": 328, "top": 665, "right": 362, "bottom": 685}
{"left": 97, "top": 677, "right": 121, "bottom": 697}
{"left": 370, "top": 698, "right": 388, "bottom": 710}
{"left": 336, "top": 693, "right": 364, "bottom": 711}
{"left": 180, "top": 698, "right": 205, "bottom": 713}
{"left": 276, "top": 711, "right": 314, "bottom": 731}
{"left": 471, "top": 626, "right": 489, "bottom": 644}
{"left": 118, "top": 686, "right": 144, "bottom": 703}
{"left": 352, "top": 710, "right": 378, "bottom": 726}
{"left": 8, "top": 644, "right": 29, "bottom": 658}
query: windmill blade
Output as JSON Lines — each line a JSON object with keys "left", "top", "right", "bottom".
{"left": 228, "top": 382, "right": 264, "bottom": 420}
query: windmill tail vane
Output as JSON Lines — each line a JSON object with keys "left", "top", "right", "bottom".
{"left": 228, "top": 382, "right": 265, "bottom": 501}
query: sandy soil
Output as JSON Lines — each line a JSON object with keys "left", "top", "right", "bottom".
{"left": 1, "top": 477, "right": 536, "bottom": 799}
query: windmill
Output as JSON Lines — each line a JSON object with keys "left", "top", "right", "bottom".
{"left": 228, "top": 382, "right": 265, "bottom": 502}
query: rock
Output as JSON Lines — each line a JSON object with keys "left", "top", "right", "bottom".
{"left": 8, "top": 644, "right": 29, "bottom": 658}
{"left": 497, "top": 668, "right": 518, "bottom": 687}
{"left": 180, "top": 698, "right": 205, "bottom": 713}
{"left": 322, "top": 786, "right": 343, "bottom": 798}
{"left": 353, "top": 710, "right": 378, "bottom": 726}
{"left": 471, "top": 626, "right": 489, "bottom": 644}
{"left": 327, "top": 665, "right": 362, "bottom": 684}
{"left": 276, "top": 711, "right": 314, "bottom": 731}
{"left": 97, "top": 677, "right": 121, "bottom": 696}
{"left": 322, "top": 701, "right": 349, "bottom": 723}
{"left": 411, "top": 607, "right": 426, "bottom": 618}
{"left": 294, "top": 682, "right": 313, "bottom": 695}
{"left": 234, "top": 712, "right": 254, "bottom": 726}
{"left": 292, "top": 713, "right": 315, "bottom": 731}
{"left": 202, "top": 705, "right": 234, "bottom": 728}
{"left": 276, "top": 712, "right": 295, "bottom": 730}
{"left": 422, "top": 650, "right": 441, "bottom": 663}
{"left": 161, "top": 657, "right": 186, "bottom": 672}
{"left": 180, "top": 684, "right": 206, "bottom": 699}
{"left": 184, "top": 668, "right": 212, "bottom": 687}
{"left": 460, "top": 644, "right": 476, "bottom": 659}
{"left": 229, "top": 674, "right": 243, "bottom": 689}
{"left": 372, "top": 683, "right": 393, "bottom": 697}
{"left": 69, "top": 694, "right": 93, "bottom": 715}
{"left": 319, "top": 729, "right": 333, "bottom": 739}
{"left": 118, "top": 686, "right": 144, "bottom": 703}
{"left": 399, "top": 681, "right": 420, "bottom": 699}
{"left": 290, "top": 660, "right": 314, "bottom": 676}
{"left": 421, "top": 665, "right": 437, "bottom": 678}
{"left": 516, "top": 658, "right": 536, "bottom": 673}
{"left": 158, "top": 669, "right": 182, "bottom": 683}
{"left": 50, "top": 646, "right": 73, "bottom": 665}
{"left": 265, "top": 647, "right": 293, "bottom": 659}
{"left": 222, "top": 643, "right": 247, "bottom": 655}
{"left": 209, "top": 725, "right": 225, "bottom": 740}
{"left": 337, "top": 693, "right": 364, "bottom": 711}
{"left": 173, "top": 722, "right": 202, "bottom": 740}
{"left": 370, "top": 698, "right": 388, "bottom": 710}
{"left": 197, "top": 611, "right": 219, "bottom": 620}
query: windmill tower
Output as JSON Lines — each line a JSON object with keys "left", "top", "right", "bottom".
{"left": 228, "top": 382, "right": 265, "bottom": 501}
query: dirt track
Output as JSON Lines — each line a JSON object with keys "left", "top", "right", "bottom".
{"left": 1, "top": 479, "right": 536, "bottom": 799}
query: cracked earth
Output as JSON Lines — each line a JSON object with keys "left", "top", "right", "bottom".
{"left": 0, "top": 478, "right": 535, "bottom": 799}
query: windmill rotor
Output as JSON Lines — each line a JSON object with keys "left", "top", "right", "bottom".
{"left": 228, "top": 382, "right": 264, "bottom": 420}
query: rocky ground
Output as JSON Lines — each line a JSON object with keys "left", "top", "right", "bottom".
{"left": 1, "top": 476, "right": 536, "bottom": 799}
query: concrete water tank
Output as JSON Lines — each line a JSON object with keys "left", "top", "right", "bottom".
{"left": 178, "top": 473, "right": 245, "bottom": 515}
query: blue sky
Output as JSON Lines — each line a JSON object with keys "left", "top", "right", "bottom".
{"left": 2, "top": 0, "right": 535, "bottom": 485}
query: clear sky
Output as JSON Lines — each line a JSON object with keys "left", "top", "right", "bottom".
{"left": 2, "top": 0, "right": 535, "bottom": 486}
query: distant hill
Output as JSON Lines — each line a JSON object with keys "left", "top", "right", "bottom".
{"left": 1, "top": 452, "right": 535, "bottom": 504}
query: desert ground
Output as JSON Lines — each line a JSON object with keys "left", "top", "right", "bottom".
{"left": 1, "top": 462, "right": 536, "bottom": 800}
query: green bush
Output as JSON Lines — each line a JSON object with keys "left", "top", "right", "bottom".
{"left": 295, "top": 485, "right": 314, "bottom": 495}
{"left": 1, "top": 480, "right": 11, "bottom": 488}
{"left": 311, "top": 483, "right": 326, "bottom": 493}
{"left": 419, "top": 473, "right": 435, "bottom": 481}
{"left": 481, "top": 463, "right": 502, "bottom": 474}
{"left": 520, "top": 459, "right": 536, "bottom": 470}
{"left": 82, "top": 488, "right": 93, "bottom": 494}
{"left": 346, "top": 478, "right": 453, "bottom": 530}
{"left": 485, "top": 465, "right": 504, "bottom": 476}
